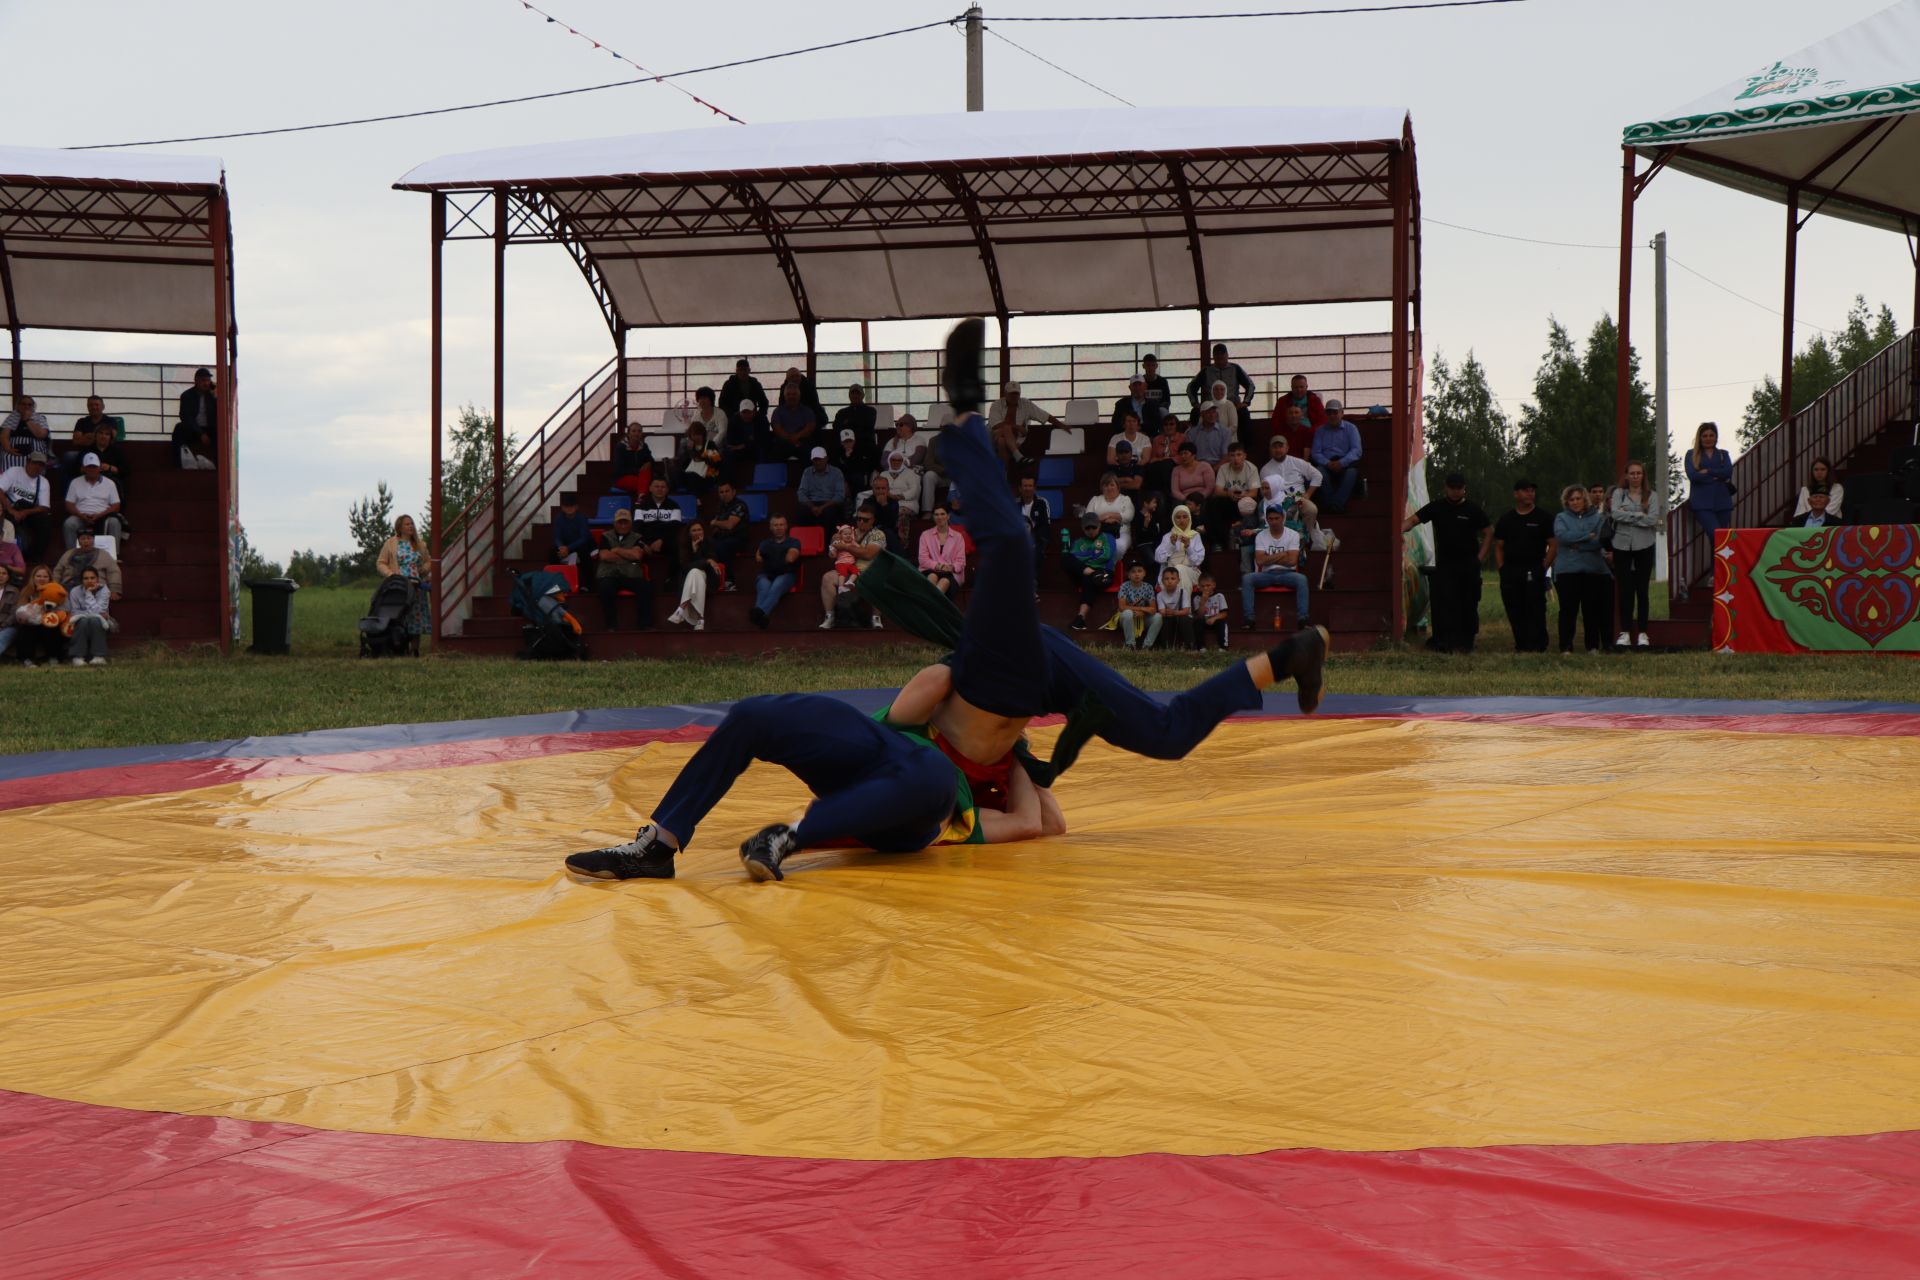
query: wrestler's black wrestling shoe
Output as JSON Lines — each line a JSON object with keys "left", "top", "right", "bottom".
{"left": 566, "top": 823, "right": 677, "bottom": 880}
{"left": 740, "top": 823, "right": 800, "bottom": 882}
{"left": 1268, "top": 624, "right": 1330, "bottom": 716}
{"left": 943, "top": 317, "right": 987, "bottom": 414}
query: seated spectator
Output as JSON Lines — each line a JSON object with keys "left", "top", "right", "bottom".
{"left": 1018, "top": 475, "right": 1051, "bottom": 573}
{"left": 1107, "top": 412, "right": 1152, "bottom": 468}
{"left": 591, "top": 509, "right": 653, "bottom": 630}
{"left": 1111, "top": 435, "right": 1146, "bottom": 495}
{"left": 1230, "top": 496, "right": 1264, "bottom": 572}
{"left": 748, "top": 513, "right": 801, "bottom": 629}
{"left": 1310, "top": 401, "right": 1363, "bottom": 514}
{"left": 719, "top": 359, "right": 768, "bottom": 425}
{"left": 1062, "top": 512, "right": 1117, "bottom": 631}
{"left": 375, "top": 514, "right": 433, "bottom": 648}
{"left": 882, "top": 414, "right": 928, "bottom": 472}
{"left": 1, "top": 517, "right": 23, "bottom": 587}
{"left": 612, "top": 421, "right": 654, "bottom": 496}
{"left": 1204, "top": 380, "right": 1241, "bottom": 440}
{"left": 833, "top": 383, "right": 880, "bottom": 490}
{"left": 706, "top": 480, "right": 750, "bottom": 575}
{"left": 723, "top": 399, "right": 760, "bottom": 465}
{"left": 175, "top": 368, "right": 218, "bottom": 470}
{"left": 1154, "top": 566, "right": 1195, "bottom": 651}
{"left": 921, "top": 430, "right": 952, "bottom": 515}
{"left": 795, "top": 447, "right": 848, "bottom": 529}
{"left": 686, "top": 385, "right": 728, "bottom": 443}
{"left": 64, "top": 397, "right": 122, "bottom": 480}
{"left": 821, "top": 504, "right": 890, "bottom": 628}
{"left": 1261, "top": 431, "right": 1324, "bottom": 547}
{"left": 917, "top": 504, "right": 967, "bottom": 597}
{"left": 2, "top": 452, "right": 56, "bottom": 559}
{"left": 764, "top": 380, "right": 820, "bottom": 461}
{"left": 63, "top": 454, "right": 124, "bottom": 548}
{"left": 1084, "top": 472, "right": 1136, "bottom": 558}
{"left": 0, "top": 544, "right": 19, "bottom": 661}
{"left": 1194, "top": 574, "right": 1229, "bottom": 650}
{"left": 1241, "top": 506, "right": 1310, "bottom": 631}
{"left": 987, "top": 382, "right": 1062, "bottom": 463}
{"left": 1274, "top": 374, "right": 1327, "bottom": 438}
{"left": 782, "top": 365, "right": 827, "bottom": 428}
{"left": 1113, "top": 561, "right": 1157, "bottom": 651}
{"left": 1274, "top": 403, "right": 1311, "bottom": 460}
{"left": 1794, "top": 485, "right": 1845, "bottom": 528}
{"left": 1169, "top": 443, "right": 1215, "bottom": 540}
{"left": 1155, "top": 504, "right": 1206, "bottom": 594}
{"left": 54, "top": 528, "right": 122, "bottom": 599}
{"left": 673, "top": 421, "right": 722, "bottom": 494}
{"left": 1110, "top": 379, "right": 1162, "bottom": 433}
{"left": 9, "top": 565, "right": 65, "bottom": 667}
{"left": 861, "top": 472, "right": 907, "bottom": 556}
{"left": 1140, "top": 354, "right": 1173, "bottom": 414}
{"left": 1794, "top": 457, "right": 1845, "bottom": 521}
{"left": 1185, "top": 343, "right": 1254, "bottom": 413}
{"left": 85, "top": 418, "right": 132, "bottom": 498}
{"left": 635, "top": 476, "right": 685, "bottom": 584}
{"left": 877, "top": 452, "right": 921, "bottom": 539}
{"left": 65, "top": 565, "right": 114, "bottom": 666}
{"left": 550, "top": 492, "right": 593, "bottom": 579}
{"left": 668, "top": 522, "right": 724, "bottom": 632}
{"left": 1186, "top": 401, "right": 1232, "bottom": 466}
{"left": 3, "top": 393, "right": 50, "bottom": 468}
{"left": 1130, "top": 491, "right": 1170, "bottom": 568}
{"left": 1144, "top": 412, "right": 1185, "bottom": 495}
{"left": 1210, "top": 441, "right": 1261, "bottom": 552}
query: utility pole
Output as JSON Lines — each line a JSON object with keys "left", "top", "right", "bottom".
{"left": 1653, "top": 230, "right": 1671, "bottom": 586}
{"left": 965, "top": 6, "right": 984, "bottom": 111}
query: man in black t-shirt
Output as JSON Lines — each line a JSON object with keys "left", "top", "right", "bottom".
{"left": 1492, "top": 478, "right": 1555, "bottom": 652}
{"left": 1403, "top": 472, "right": 1493, "bottom": 653}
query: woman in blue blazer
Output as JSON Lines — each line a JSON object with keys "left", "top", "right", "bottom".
{"left": 1683, "top": 422, "right": 1735, "bottom": 541}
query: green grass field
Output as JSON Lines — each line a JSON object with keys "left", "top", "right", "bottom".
{"left": 0, "top": 583, "right": 1907, "bottom": 757}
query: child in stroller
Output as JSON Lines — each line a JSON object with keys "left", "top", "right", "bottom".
{"left": 511, "top": 569, "right": 588, "bottom": 661}
{"left": 357, "top": 574, "right": 420, "bottom": 657}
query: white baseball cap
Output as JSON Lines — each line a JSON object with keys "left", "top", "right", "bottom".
{"left": 810, "top": 446, "right": 828, "bottom": 459}
{"left": 82, "top": 452, "right": 102, "bottom": 467}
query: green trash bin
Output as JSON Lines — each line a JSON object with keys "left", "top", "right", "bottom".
{"left": 246, "top": 578, "right": 300, "bottom": 655}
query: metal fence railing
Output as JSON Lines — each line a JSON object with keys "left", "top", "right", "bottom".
{"left": 15, "top": 360, "right": 207, "bottom": 440}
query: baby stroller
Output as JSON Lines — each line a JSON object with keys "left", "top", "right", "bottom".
{"left": 357, "top": 574, "right": 420, "bottom": 657}
{"left": 511, "top": 569, "right": 588, "bottom": 661}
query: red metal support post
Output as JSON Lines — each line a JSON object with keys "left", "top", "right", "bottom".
{"left": 615, "top": 324, "right": 629, "bottom": 439}
{"left": 1389, "top": 146, "right": 1411, "bottom": 644}
{"left": 1614, "top": 147, "right": 1637, "bottom": 477}
{"left": 491, "top": 191, "right": 508, "bottom": 598}
{"left": 429, "top": 193, "right": 444, "bottom": 644}
{"left": 0, "top": 235, "right": 21, "bottom": 400}
{"left": 1782, "top": 185, "right": 1801, "bottom": 458}
{"left": 211, "top": 192, "right": 234, "bottom": 655}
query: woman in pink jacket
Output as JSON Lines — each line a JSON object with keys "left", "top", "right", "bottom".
{"left": 918, "top": 504, "right": 967, "bottom": 597}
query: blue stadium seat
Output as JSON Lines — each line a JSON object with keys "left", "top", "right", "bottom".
{"left": 742, "top": 492, "right": 770, "bottom": 522}
{"left": 590, "top": 494, "right": 627, "bottom": 526}
{"left": 672, "top": 494, "right": 698, "bottom": 521}
{"left": 1040, "top": 490, "right": 1067, "bottom": 519}
{"left": 1037, "top": 458, "right": 1076, "bottom": 489}
{"left": 744, "top": 462, "right": 788, "bottom": 492}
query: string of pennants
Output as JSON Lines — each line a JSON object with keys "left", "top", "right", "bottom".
{"left": 516, "top": 1, "right": 748, "bottom": 124}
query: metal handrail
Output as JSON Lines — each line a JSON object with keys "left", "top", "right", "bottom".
{"left": 1666, "top": 330, "right": 1916, "bottom": 599}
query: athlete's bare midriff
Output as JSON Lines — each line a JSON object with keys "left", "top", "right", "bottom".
{"left": 929, "top": 695, "right": 1027, "bottom": 767}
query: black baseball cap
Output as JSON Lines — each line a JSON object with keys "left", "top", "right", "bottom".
{"left": 1444, "top": 472, "right": 1467, "bottom": 487}
{"left": 1513, "top": 478, "right": 1537, "bottom": 491}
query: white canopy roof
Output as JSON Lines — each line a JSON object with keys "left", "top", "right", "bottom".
{"left": 0, "top": 144, "right": 228, "bottom": 335}
{"left": 1623, "top": 0, "right": 1920, "bottom": 232}
{"left": 397, "top": 106, "right": 1418, "bottom": 330}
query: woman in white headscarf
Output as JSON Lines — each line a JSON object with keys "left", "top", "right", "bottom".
{"left": 1154, "top": 503, "right": 1207, "bottom": 593}
{"left": 1208, "top": 381, "right": 1241, "bottom": 436}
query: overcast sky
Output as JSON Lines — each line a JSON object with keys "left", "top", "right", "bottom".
{"left": 6, "top": 0, "right": 1911, "bottom": 558}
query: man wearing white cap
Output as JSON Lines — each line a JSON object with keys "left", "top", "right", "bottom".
{"left": 832, "top": 382, "right": 880, "bottom": 490}
{"left": 795, "top": 445, "right": 848, "bottom": 531}
{"left": 1, "top": 451, "right": 56, "bottom": 558}
{"left": 986, "top": 381, "right": 1061, "bottom": 464}
{"left": 62, "top": 452, "right": 125, "bottom": 548}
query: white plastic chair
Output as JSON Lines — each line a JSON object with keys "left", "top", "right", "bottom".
{"left": 1063, "top": 398, "right": 1100, "bottom": 427}
{"left": 1046, "top": 427, "right": 1086, "bottom": 456}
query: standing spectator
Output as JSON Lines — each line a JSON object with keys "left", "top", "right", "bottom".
{"left": 707, "top": 480, "right": 751, "bottom": 576}
{"left": 593, "top": 509, "right": 654, "bottom": 630}
{"left": 1309, "top": 402, "right": 1363, "bottom": 514}
{"left": 917, "top": 504, "right": 967, "bottom": 597}
{"left": 1, "top": 452, "right": 55, "bottom": 559}
{"left": 1493, "top": 479, "right": 1553, "bottom": 653}
{"left": 65, "top": 565, "right": 114, "bottom": 666}
{"left": 1609, "top": 460, "right": 1663, "bottom": 649}
{"left": 1185, "top": 401, "right": 1232, "bottom": 466}
{"left": 175, "top": 368, "right": 218, "bottom": 470}
{"left": 1140, "top": 353, "right": 1173, "bottom": 413}
{"left": 861, "top": 472, "right": 907, "bottom": 556}
{"left": 672, "top": 421, "right": 722, "bottom": 495}
{"left": 668, "top": 522, "right": 724, "bottom": 632}
{"left": 1186, "top": 343, "right": 1254, "bottom": 412}
{"left": 62, "top": 454, "right": 124, "bottom": 548}
{"left": 719, "top": 359, "right": 768, "bottom": 425}
{"left": 1107, "top": 412, "right": 1151, "bottom": 467}
{"left": 1110, "top": 379, "right": 1162, "bottom": 433}
{"left": 781, "top": 366, "right": 827, "bottom": 428}
{"left": 375, "top": 514, "right": 433, "bottom": 648}
{"left": 795, "top": 447, "right": 848, "bottom": 529}
{"left": 748, "top": 513, "right": 801, "bottom": 629}
{"left": 3, "top": 393, "right": 50, "bottom": 468}
{"left": 550, "top": 492, "right": 593, "bottom": 578}
{"left": 1241, "top": 506, "right": 1310, "bottom": 631}
{"left": 1260, "top": 432, "right": 1324, "bottom": 549}
{"left": 1113, "top": 562, "right": 1158, "bottom": 650}
{"left": 833, "top": 384, "right": 880, "bottom": 490}
{"left": 1017, "top": 475, "right": 1051, "bottom": 574}
{"left": 1194, "top": 574, "right": 1230, "bottom": 650}
{"left": 1155, "top": 504, "right": 1206, "bottom": 594}
{"left": 1684, "top": 422, "right": 1734, "bottom": 544}
{"left": 1210, "top": 442, "right": 1261, "bottom": 553}
{"left": 987, "top": 382, "right": 1062, "bottom": 464}
{"left": 1168, "top": 443, "right": 1215, "bottom": 543}
{"left": 612, "top": 422, "right": 654, "bottom": 497}
{"left": 53, "top": 527, "right": 122, "bottom": 598}
{"left": 1793, "top": 457, "right": 1845, "bottom": 521}
{"left": 8, "top": 565, "right": 64, "bottom": 667}
{"left": 1403, "top": 472, "right": 1492, "bottom": 654}
{"left": 1063, "top": 512, "right": 1117, "bottom": 631}
{"left": 1084, "top": 472, "right": 1136, "bottom": 559}
{"left": 1153, "top": 566, "right": 1195, "bottom": 651}
{"left": 766, "top": 381, "right": 820, "bottom": 461}
{"left": 820, "top": 505, "right": 890, "bottom": 628}
{"left": 1794, "top": 487, "right": 1843, "bottom": 527}
{"left": 877, "top": 453, "right": 921, "bottom": 541}
{"left": 635, "top": 476, "right": 685, "bottom": 586}
{"left": 1552, "top": 485, "right": 1612, "bottom": 655}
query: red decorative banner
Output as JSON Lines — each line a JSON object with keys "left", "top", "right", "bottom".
{"left": 1715, "top": 524, "right": 1920, "bottom": 653}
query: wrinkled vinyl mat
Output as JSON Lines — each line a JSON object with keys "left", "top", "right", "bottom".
{"left": 3, "top": 694, "right": 1918, "bottom": 1278}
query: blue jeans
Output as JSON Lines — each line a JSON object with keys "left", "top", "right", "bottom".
{"left": 1691, "top": 503, "right": 1728, "bottom": 543}
{"left": 1318, "top": 463, "right": 1359, "bottom": 513}
{"left": 1242, "top": 570, "right": 1309, "bottom": 622}
{"left": 754, "top": 572, "right": 795, "bottom": 615}
{"left": 652, "top": 693, "right": 957, "bottom": 854}
{"left": 941, "top": 411, "right": 1048, "bottom": 719}
{"left": 0, "top": 624, "right": 15, "bottom": 658}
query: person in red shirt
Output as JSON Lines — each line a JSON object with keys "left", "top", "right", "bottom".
{"left": 1268, "top": 374, "right": 1327, "bottom": 455}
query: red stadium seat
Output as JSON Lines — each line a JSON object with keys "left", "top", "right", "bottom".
{"left": 793, "top": 525, "right": 827, "bottom": 557}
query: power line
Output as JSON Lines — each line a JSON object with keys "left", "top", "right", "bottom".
{"left": 514, "top": 0, "right": 747, "bottom": 124}
{"left": 985, "top": 28, "right": 1136, "bottom": 105}
{"left": 1424, "top": 217, "right": 1614, "bottom": 252}
{"left": 1667, "top": 255, "right": 1831, "bottom": 333}
{"left": 985, "top": 0, "right": 1525, "bottom": 19}
{"left": 71, "top": 17, "right": 958, "bottom": 149}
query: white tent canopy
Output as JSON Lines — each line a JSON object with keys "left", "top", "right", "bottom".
{"left": 397, "top": 106, "right": 1418, "bottom": 329}
{"left": 0, "top": 144, "right": 228, "bottom": 335}
{"left": 1623, "top": 0, "right": 1920, "bottom": 232}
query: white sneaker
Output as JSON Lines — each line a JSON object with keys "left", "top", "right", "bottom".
{"left": 1615, "top": 632, "right": 1630, "bottom": 647}
{"left": 871, "top": 615, "right": 883, "bottom": 629}
{"left": 667, "top": 607, "right": 686, "bottom": 627}
{"left": 1636, "top": 632, "right": 1651, "bottom": 647}
{"left": 818, "top": 616, "right": 834, "bottom": 630}
{"left": 72, "top": 658, "right": 87, "bottom": 667}
{"left": 19, "top": 660, "right": 35, "bottom": 669}
{"left": 90, "top": 657, "right": 108, "bottom": 666}
{"left": 692, "top": 619, "right": 705, "bottom": 632}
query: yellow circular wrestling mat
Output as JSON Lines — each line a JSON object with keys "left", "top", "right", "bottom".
{"left": 5, "top": 715, "right": 1919, "bottom": 1161}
